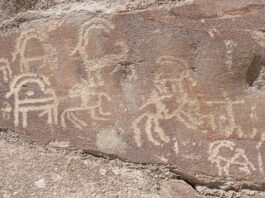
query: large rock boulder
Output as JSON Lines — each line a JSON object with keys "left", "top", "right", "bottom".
{"left": 1, "top": 0, "right": 265, "bottom": 190}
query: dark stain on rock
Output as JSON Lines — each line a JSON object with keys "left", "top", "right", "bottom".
{"left": 246, "top": 55, "right": 262, "bottom": 87}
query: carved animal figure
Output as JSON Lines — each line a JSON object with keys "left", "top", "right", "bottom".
{"left": 60, "top": 81, "right": 111, "bottom": 129}
{"left": 61, "top": 17, "right": 129, "bottom": 129}
{"left": 208, "top": 140, "right": 256, "bottom": 176}
{"left": 132, "top": 56, "right": 202, "bottom": 147}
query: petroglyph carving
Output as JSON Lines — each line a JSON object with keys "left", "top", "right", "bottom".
{"left": 61, "top": 17, "right": 129, "bottom": 129}
{"left": 111, "top": 63, "right": 138, "bottom": 81}
{"left": 205, "top": 95, "right": 244, "bottom": 137}
{"left": 84, "top": 41, "right": 128, "bottom": 86}
{"left": 5, "top": 74, "right": 58, "bottom": 128}
{"left": 256, "top": 131, "right": 265, "bottom": 174}
{"left": 71, "top": 17, "right": 115, "bottom": 58}
{"left": 71, "top": 17, "right": 129, "bottom": 86}
{"left": 155, "top": 57, "right": 214, "bottom": 132}
{"left": 132, "top": 56, "right": 212, "bottom": 147}
{"left": 132, "top": 56, "right": 191, "bottom": 147}
{"left": 173, "top": 138, "right": 179, "bottom": 155}
{"left": 132, "top": 91, "right": 171, "bottom": 147}
{"left": 12, "top": 30, "right": 57, "bottom": 73}
{"left": 132, "top": 55, "right": 246, "bottom": 147}
{"left": 208, "top": 141, "right": 256, "bottom": 176}
{"left": 46, "top": 20, "right": 64, "bottom": 32}
{"left": 61, "top": 81, "right": 111, "bottom": 129}
{"left": 0, "top": 58, "right": 12, "bottom": 82}
{"left": 224, "top": 40, "right": 237, "bottom": 70}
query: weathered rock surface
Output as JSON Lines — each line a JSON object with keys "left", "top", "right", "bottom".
{"left": 0, "top": 131, "right": 202, "bottom": 197}
{"left": 1, "top": 0, "right": 265, "bottom": 194}
{"left": 2, "top": 131, "right": 265, "bottom": 197}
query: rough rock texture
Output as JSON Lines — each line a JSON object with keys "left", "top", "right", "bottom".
{"left": 3, "top": 130, "right": 265, "bottom": 198}
{"left": 1, "top": 0, "right": 265, "bottom": 197}
{"left": 0, "top": 131, "right": 201, "bottom": 198}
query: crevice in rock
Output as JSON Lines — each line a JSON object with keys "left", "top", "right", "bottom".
{"left": 246, "top": 55, "right": 262, "bottom": 87}
{"left": 246, "top": 55, "right": 265, "bottom": 91}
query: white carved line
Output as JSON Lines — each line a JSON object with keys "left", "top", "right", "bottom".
{"left": 5, "top": 73, "right": 58, "bottom": 128}
{"left": 60, "top": 17, "right": 129, "bottom": 129}
{"left": 0, "top": 58, "right": 12, "bottom": 82}
{"left": 209, "top": 140, "right": 256, "bottom": 176}
{"left": 12, "top": 30, "right": 57, "bottom": 73}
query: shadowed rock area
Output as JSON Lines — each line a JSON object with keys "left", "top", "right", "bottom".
{"left": 1, "top": 0, "right": 265, "bottom": 197}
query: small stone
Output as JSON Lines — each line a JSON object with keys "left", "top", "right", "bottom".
{"left": 34, "top": 178, "right": 46, "bottom": 189}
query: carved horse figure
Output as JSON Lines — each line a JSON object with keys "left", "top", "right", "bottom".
{"left": 132, "top": 56, "right": 200, "bottom": 147}
{"left": 60, "top": 81, "right": 111, "bottom": 129}
{"left": 61, "top": 17, "right": 129, "bottom": 129}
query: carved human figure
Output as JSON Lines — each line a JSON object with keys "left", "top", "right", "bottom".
{"left": 156, "top": 56, "right": 215, "bottom": 132}
{"left": 12, "top": 30, "right": 57, "bottom": 74}
{"left": 132, "top": 55, "right": 247, "bottom": 147}
{"left": 5, "top": 74, "right": 58, "bottom": 128}
{"left": 208, "top": 140, "right": 256, "bottom": 176}
{"left": 71, "top": 17, "right": 129, "bottom": 86}
{"left": 61, "top": 17, "right": 129, "bottom": 129}
{"left": 132, "top": 56, "right": 194, "bottom": 147}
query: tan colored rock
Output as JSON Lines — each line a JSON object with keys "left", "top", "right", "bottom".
{"left": 160, "top": 180, "right": 201, "bottom": 198}
{"left": 1, "top": 0, "right": 265, "bottom": 191}
{"left": 0, "top": 134, "right": 177, "bottom": 197}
